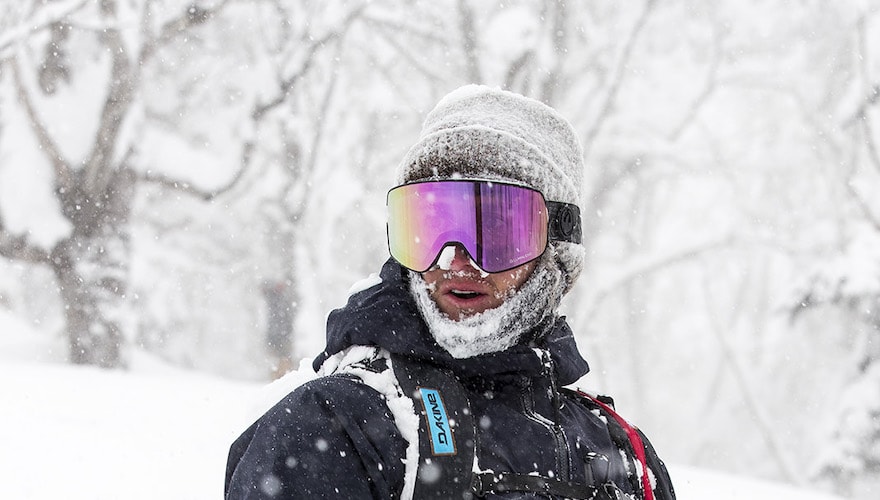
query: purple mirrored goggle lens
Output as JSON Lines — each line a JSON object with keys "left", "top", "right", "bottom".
{"left": 386, "top": 180, "right": 553, "bottom": 273}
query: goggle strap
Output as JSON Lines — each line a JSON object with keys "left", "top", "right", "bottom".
{"left": 547, "top": 201, "right": 582, "bottom": 244}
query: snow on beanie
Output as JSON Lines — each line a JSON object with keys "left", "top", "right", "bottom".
{"left": 397, "top": 84, "right": 586, "bottom": 290}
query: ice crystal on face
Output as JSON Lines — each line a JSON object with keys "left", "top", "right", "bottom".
{"left": 433, "top": 245, "right": 489, "bottom": 277}
{"left": 408, "top": 253, "right": 565, "bottom": 358}
{"left": 436, "top": 245, "right": 456, "bottom": 270}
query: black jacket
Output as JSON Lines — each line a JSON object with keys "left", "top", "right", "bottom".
{"left": 226, "top": 259, "right": 675, "bottom": 499}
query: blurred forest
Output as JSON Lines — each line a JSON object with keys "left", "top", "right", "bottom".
{"left": 1, "top": 0, "right": 878, "bottom": 497}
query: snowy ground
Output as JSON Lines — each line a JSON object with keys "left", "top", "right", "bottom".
{"left": 0, "top": 311, "right": 845, "bottom": 499}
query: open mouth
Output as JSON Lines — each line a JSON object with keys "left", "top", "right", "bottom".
{"left": 449, "top": 289, "right": 482, "bottom": 300}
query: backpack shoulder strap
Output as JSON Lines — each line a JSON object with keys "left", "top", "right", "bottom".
{"left": 390, "top": 354, "right": 477, "bottom": 499}
{"left": 574, "top": 390, "right": 654, "bottom": 500}
{"left": 566, "top": 389, "right": 676, "bottom": 500}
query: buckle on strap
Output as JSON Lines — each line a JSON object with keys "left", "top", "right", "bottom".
{"left": 471, "top": 471, "right": 630, "bottom": 500}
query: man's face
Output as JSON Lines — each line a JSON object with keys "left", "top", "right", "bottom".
{"left": 421, "top": 244, "right": 537, "bottom": 321}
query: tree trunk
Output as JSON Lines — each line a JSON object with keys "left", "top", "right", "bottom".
{"left": 52, "top": 169, "right": 134, "bottom": 368}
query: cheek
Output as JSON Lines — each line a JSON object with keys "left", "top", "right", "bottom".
{"left": 421, "top": 271, "right": 443, "bottom": 293}
{"left": 497, "top": 276, "right": 518, "bottom": 293}
{"left": 497, "top": 265, "right": 534, "bottom": 292}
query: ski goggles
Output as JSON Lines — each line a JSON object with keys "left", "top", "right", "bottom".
{"left": 387, "top": 180, "right": 581, "bottom": 273}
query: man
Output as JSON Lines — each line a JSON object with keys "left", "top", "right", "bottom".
{"left": 225, "top": 85, "right": 676, "bottom": 499}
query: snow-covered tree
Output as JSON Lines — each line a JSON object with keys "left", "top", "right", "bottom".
{"left": 0, "top": 0, "right": 263, "bottom": 368}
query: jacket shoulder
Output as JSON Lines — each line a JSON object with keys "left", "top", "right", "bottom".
{"left": 232, "top": 373, "right": 400, "bottom": 452}
{"left": 225, "top": 373, "right": 407, "bottom": 499}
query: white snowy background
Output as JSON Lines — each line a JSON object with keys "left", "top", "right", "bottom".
{"left": 1, "top": 1, "right": 879, "bottom": 498}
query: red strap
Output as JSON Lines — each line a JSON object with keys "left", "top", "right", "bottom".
{"left": 579, "top": 391, "right": 654, "bottom": 500}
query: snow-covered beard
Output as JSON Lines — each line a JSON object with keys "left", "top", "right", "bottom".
{"left": 408, "top": 254, "right": 566, "bottom": 359}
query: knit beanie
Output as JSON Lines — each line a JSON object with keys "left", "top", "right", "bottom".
{"left": 397, "top": 84, "right": 586, "bottom": 290}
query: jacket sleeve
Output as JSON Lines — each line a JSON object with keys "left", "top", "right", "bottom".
{"left": 225, "top": 375, "right": 407, "bottom": 499}
{"left": 638, "top": 429, "right": 676, "bottom": 500}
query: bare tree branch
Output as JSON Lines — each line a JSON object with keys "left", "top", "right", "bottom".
{"left": 0, "top": 211, "right": 53, "bottom": 265}
{"left": 844, "top": 157, "right": 880, "bottom": 232}
{"left": 113, "top": 0, "right": 245, "bottom": 201}
{"left": 0, "top": 0, "right": 88, "bottom": 58}
{"left": 581, "top": 235, "right": 734, "bottom": 321}
{"left": 702, "top": 267, "right": 801, "bottom": 485}
{"left": 504, "top": 50, "right": 534, "bottom": 91}
{"left": 582, "top": 156, "right": 641, "bottom": 243}
{"left": 842, "top": 15, "right": 880, "bottom": 130}
{"left": 137, "top": 5, "right": 362, "bottom": 204}
{"left": 137, "top": 0, "right": 235, "bottom": 68}
{"left": 202, "top": 4, "right": 367, "bottom": 205}
{"left": 668, "top": 24, "right": 724, "bottom": 141}
{"left": 253, "top": 6, "right": 366, "bottom": 122}
{"left": 360, "top": 12, "right": 448, "bottom": 44}
{"left": 82, "top": 5, "right": 134, "bottom": 196}
{"left": 368, "top": 23, "right": 451, "bottom": 84}
{"left": 137, "top": 164, "right": 248, "bottom": 202}
{"left": 582, "top": 0, "right": 656, "bottom": 158}
{"left": 457, "top": 0, "right": 482, "bottom": 84}
{"left": 358, "top": 8, "right": 458, "bottom": 87}
{"left": 299, "top": 45, "right": 344, "bottom": 207}
{"left": 841, "top": 85, "right": 880, "bottom": 129}
{"left": 858, "top": 95, "right": 880, "bottom": 177}
{"left": 7, "top": 55, "right": 74, "bottom": 191}
{"left": 840, "top": 13, "right": 880, "bottom": 231}
{"left": 538, "top": 0, "right": 568, "bottom": 105}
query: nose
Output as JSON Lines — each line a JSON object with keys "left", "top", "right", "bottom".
{"left": 443, "top": 244, "right": 478, "bottom": 272}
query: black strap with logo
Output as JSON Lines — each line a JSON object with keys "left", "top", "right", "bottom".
{"left": 391, "top": 354, "right": 477, "bottom": 498}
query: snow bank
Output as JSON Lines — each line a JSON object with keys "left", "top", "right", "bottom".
{"left": 668, "top": 465, "right": 844, "bottom": 500}
{"left": 0, "top": 360, "right": 256, "bottom": 499}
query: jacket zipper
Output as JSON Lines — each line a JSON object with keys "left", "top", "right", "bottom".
{"left": 520, "top": 349, "right": 571, "bottom": 483}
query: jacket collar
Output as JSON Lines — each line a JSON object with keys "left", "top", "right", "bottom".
{"left": 314, "top": 259, "right": 589, "bottom": 385}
